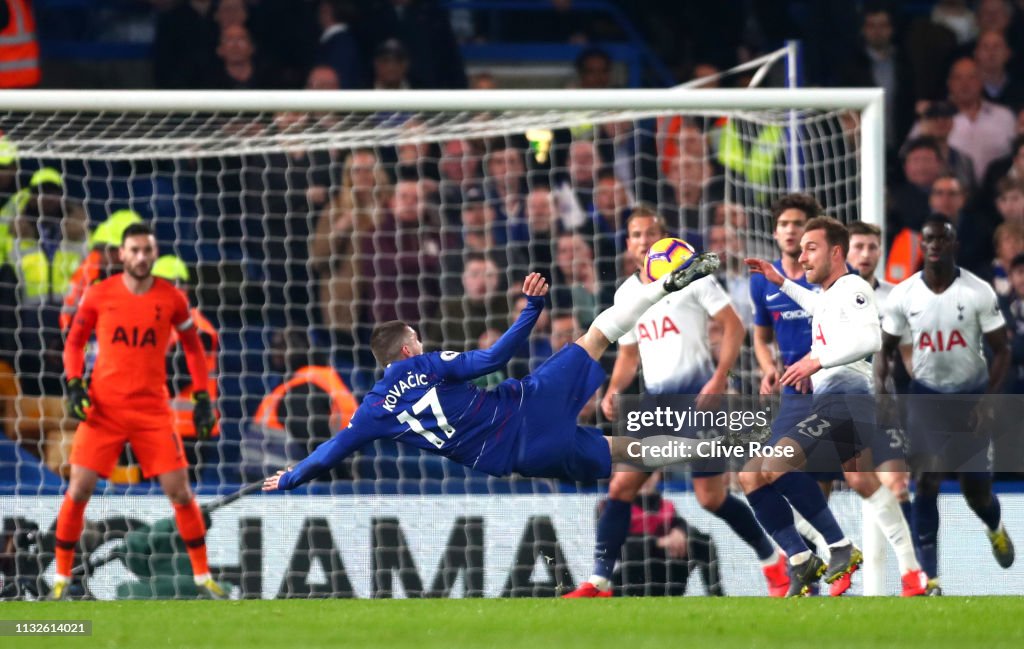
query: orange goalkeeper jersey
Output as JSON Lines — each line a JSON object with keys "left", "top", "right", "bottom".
{"left": 68, "top": 275, "right": 193, "bottom": 422}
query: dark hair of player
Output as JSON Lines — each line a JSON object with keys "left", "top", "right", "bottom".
{"left": 804, "top": 216, "right": 850, "bottom": 257}
{"left": 370, "top": 320, "right": 413, "bottom": 366}
{"left": 770, "top": 193, "right": 822, "bottom": 225}
{"left": 625, "top": 203, "right": 668, "bottom": 234}
{"left": 847, "top": 221, "right": 882, "bottom": 238}
{"left": 120, "top": 222, "right": 154, "bottom": 244}
{"left": 923, "top": 213, "right": 957, "bottom": 238}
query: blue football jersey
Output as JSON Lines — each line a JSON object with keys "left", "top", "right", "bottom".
{"left": 278, "top": 297, "right": 545, "bottom": 488}
{"left": 750, "top": 259, "right": 814, "bottom": 393}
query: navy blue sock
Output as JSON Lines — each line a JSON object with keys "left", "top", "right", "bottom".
{"left": 712, "top": 493, "right": 776, "bottom": 560}
{"left": 592, "top": 498, "right": 632, "bottom": 579}
{"left": 746, "top": 485, "right": 808, "bottom": 559}
{"left": 962, "top": 476, "right": 1002, "bottom": 531}
{"left": 913, "top": 491, "right": 939, "bottom": 577}
{"left": 974, "top": 494, "right": 1002, "bottom": 531}
{"left": 773, "top": 471, "right": 845, "bottom": 545}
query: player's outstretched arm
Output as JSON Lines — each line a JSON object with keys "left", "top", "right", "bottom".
{"left": 264, "top": 425, "right": 366, "bottom": 491}
{"left": 435, "top": 273, "right": 549, "bottom": 382}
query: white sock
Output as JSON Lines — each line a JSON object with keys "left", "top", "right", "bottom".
{"left": 193, "top": 572, "right": 211, "bottom": 585}
{"left": 865, "top": 486, "right": 920, "bottom": 574}
{"left": 828, "top": 538, "right": 852, "bottom": 550}
{"left": 793, "top": 510, "right": 831, "bottom": 559}
{"left": 587, "top": 575, "right": 611, "bottom": 591}
{"left": 53, "top": 574, "right": 68, "bottom": 584}
{"left": 861, "top": 497, "right": 888, "bottom": 596}
{"left": 592, "top": 279, "right": 668, "bottom": 343}
{"left": 759, "top": 550, "right": 780, "bottom": 568}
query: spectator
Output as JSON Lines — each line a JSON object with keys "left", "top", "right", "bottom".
{"left": 508, "top": 185, "right": 562, "bottom": 283}
{"left": 204, "top": 24, "right": 277, "bottom": 89}
{"left": 1, "top": 168, "right": 88, "bottom": 397}
{"left": 372, "top": 38, "right": 410, "bottom": 90}
{"left": 243, "top": 113, "right": 332, "bottom": 326}
{"left": 311, "top": 148, "right": 392, "bottom": 357}
{"left": 947, "top": 57, "right": 1016, "bottom": 183}
{"left": 999, "top": 252, "right": 1024, "bottom": 393}
{"left": 553, "top": 139, "right": 600, "bottom": 230}
{"left": 316, "top": 0, "right": 365, "bottom": 89}
{"left": 992, "top": 222, "right": 1024, "bottom": 297}
{"left": 483, "top": 139, "right": 527, "bottom": 245}
{"left": 305, "top": 65, "right": 341, "bottom": 91}
{"left": 576, "top": 169, "right": 628, "bottom": 289}
{"left": 975, "top": 30, "right": 1024, "bottom": 110}
{"left": 981, "top": 135, "right": 1024, "bottom": 210}
{"left": 362, "top": 0, "right": 467, "bottom": 89}
{"left": 246, "top": 328, "right": 358, "bottom": 480}
{"left": 153, "top": 0, "right": 218, "bottom": 89}
{"left": 439, "top": 253, "right": 507, "bottom": 351}
{"left": 929, "top": 174, "right": 992, "bottom": 276}
{"left": 996, "top": 176, "right": 1024, "bottom": 226}
{"left": 469, "top": 71, "right": 497, "bottom": 90}
{"left": 551, "top": 233, "right": 606, "bottom": 328}
{"left": 575, "top": 47, "right": 613, "bottom": 89}
{"left": 889, "top": 136, "right": 946, "bottom": 237}
{"left": 0, "top": 134, "right": 20, "bottom": 257}
{"left": 839, "top": 4, "right": 914, "bottom": 146}
{"left": 438, "top": 139, "right": 483, "bottom": 219}
{"left": 915, "top": 100, "right": 977, "bottom": 193}
{"left": 362, "top": 179, "right": 442, "bottom": 345}
{"left": 706, "top": 224, "right": 753, "bottom": 328}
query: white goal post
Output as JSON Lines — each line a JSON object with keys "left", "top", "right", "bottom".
{"left": 0, "top": 87, "right": 902, "bottom": 599}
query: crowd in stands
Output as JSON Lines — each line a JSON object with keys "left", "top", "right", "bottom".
{"left": 5, "top": 1, "right": 1024, "bottom": 484}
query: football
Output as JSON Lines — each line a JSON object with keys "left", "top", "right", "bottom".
{"left": 644, "top": 237, "right": 697, "bottom": 282}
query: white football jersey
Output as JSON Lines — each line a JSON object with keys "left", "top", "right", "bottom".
{"left": 874, "top": 278, "right": 895, "bottom": 313}
{"left": 779, "top": 273, "right": 881, "bottom": 394}
{"left": 881, "top": 269, "right": 1005, "bottom": 392}
{"left": 616, "top": 273, "right": 732, "bottom": 394}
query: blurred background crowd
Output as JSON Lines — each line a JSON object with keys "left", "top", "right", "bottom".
{"left": 2, "top": 0, "right": 1024, "bottom": 488}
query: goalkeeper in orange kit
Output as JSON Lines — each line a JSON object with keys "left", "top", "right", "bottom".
{"left": 52, "top": 222, "right": 221, "bottom": 599}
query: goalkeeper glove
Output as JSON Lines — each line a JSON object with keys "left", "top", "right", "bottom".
{"left": 192, "top": 390, "right": 216, "bottom": 440}
{"left": 65, "top": 377, "right": 91, "bottom": 422}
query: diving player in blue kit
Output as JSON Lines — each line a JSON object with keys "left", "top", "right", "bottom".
{"left": 264, "top": 258, "right": 720, "bottom": 492}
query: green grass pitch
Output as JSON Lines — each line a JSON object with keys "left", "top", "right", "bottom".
{"left": 5, "top": 598, "right": 1024, "bottom": 649}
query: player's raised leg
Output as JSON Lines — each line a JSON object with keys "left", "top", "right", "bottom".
{"left": 158, "top": 468, "right": 225, "bottom": 599}
{"left": 51, "top": 464, "right": 100, "bottom": 600}
{"left": 563, "top": 471, "right": 650, "bottom": 598}
{"left": 577, "top": 251, "right": 720, "bottom": 362}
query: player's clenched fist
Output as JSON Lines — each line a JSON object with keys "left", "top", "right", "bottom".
{"left": 65, "top": 377, "right": 91, "bottom": 422}
{"left": 192, "top": 390, "right": 216, "bottom": 440}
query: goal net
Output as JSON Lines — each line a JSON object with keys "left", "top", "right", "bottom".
{"left": 10, "top": 87, "right": 1003, "bottom": 602}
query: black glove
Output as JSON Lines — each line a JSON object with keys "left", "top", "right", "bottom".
{"left": 66, "top": 377, "right": 91, "bottom": 422}
{"left": 192, "top": 390, "right": 216, "bottom": 440}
